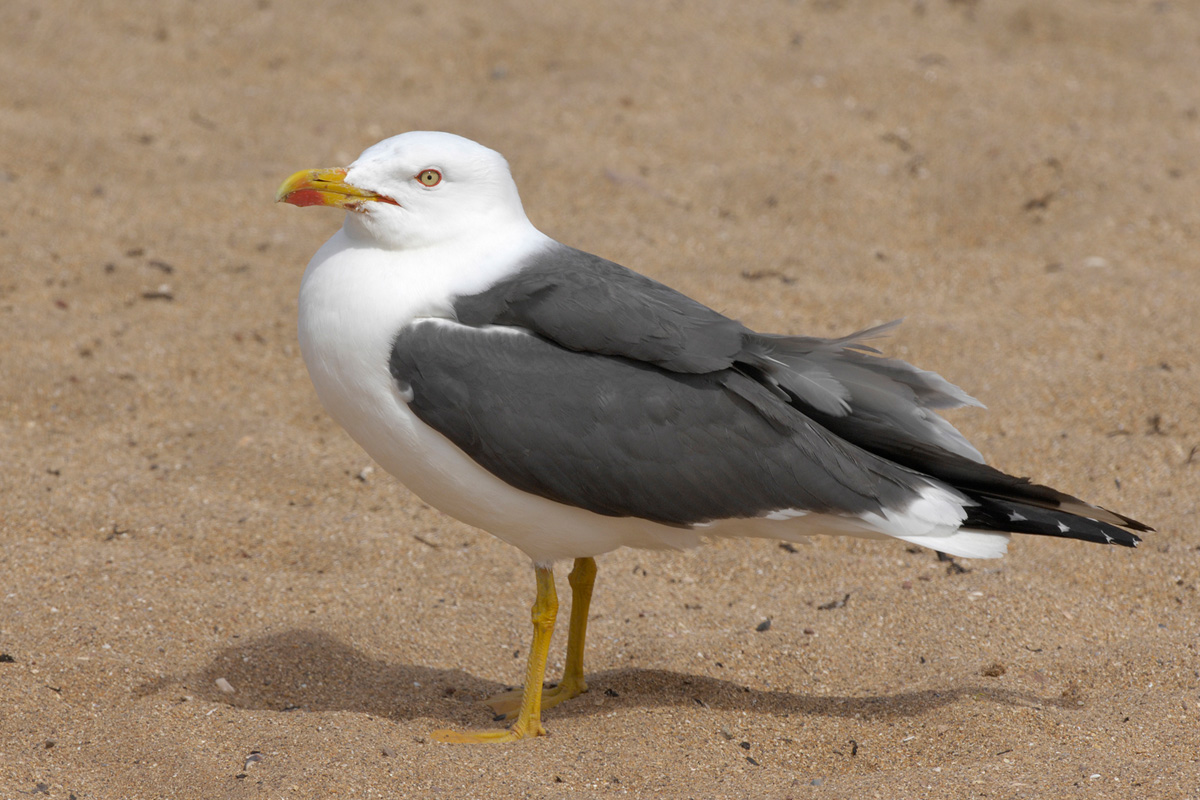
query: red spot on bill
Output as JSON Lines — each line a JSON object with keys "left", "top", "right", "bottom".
{"left": 284, "top": 188, "right": 333, "bottom": 208}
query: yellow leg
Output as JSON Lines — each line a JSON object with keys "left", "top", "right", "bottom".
{"left": 487, "top": 557, "right": 596, "bottom": 718}
{"left": 542, "top": 556, "right": 595, "bottom": 706}
{"left": 433, "top": 565, "right": 557, "bottom": 743}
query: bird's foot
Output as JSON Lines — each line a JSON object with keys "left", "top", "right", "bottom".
{"left": 431, "top": 716, "right": 547, "bottom": 744}
{"left": 485, "top": 676, "right": 589, "bottom": 719}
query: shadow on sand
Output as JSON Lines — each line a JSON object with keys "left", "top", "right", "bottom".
{"left": 136, "top": 628, "right": 1079, "bottom": 726}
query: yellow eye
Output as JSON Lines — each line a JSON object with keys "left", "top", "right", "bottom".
{"left": 416, "top": 169, "right": 442, "bottom": 187}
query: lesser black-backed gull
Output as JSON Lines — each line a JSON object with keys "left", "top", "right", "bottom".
{"left": 276, "top": 131, "right": 1148, "bottom": 743}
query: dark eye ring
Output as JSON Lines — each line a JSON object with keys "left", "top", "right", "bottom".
{"left": 416, "top": 169, "right": 442, "bottom": 187}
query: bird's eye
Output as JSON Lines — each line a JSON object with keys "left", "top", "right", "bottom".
{"left": 416, "top": 169, "right": 442, "bottom": 187}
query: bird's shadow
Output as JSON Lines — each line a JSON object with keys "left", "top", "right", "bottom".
{"left": 136, "top": 628, "right": 1080, "bottom": 725}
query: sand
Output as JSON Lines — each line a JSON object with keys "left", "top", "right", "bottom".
{"left": 2, "top": 1, "right": 1198, "bottom": 797}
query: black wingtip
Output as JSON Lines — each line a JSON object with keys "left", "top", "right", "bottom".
{"left": 965, "top": 498, "right": 1145, "bottom": 548}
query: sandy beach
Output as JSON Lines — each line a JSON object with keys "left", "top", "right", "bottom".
{"left": 2, "top": 1, "right": 1197, "bottom": 797}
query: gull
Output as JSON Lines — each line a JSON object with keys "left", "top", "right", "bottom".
{"left": 276, "top": 131, "right": 1147, "bottom": 742}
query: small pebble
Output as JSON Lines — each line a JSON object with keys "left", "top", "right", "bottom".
{"left": 141, "top": 284, "right": 174, "bottom": 301}
{"left": 215, "top": 677, "right": 235, "bottom": 694}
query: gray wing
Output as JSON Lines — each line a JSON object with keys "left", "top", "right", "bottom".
{"left": 453, "top": 243, "right": 984, "bottom": 462}
{"left": 389, "top": 319, "right": 929, "bottom": 526}
{"left": 441, "top": 246, "right": 1148, "bottom": 538}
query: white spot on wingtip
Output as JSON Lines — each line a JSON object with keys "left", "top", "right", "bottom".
{"left": 762, "top": 508, "right": 810, "bottom": 521}
{"left": 1008, "top": 511, "right": 1027, "bottom": 522}
{"left": 1056, "top": 521, "right": 1070, "bottom": 533}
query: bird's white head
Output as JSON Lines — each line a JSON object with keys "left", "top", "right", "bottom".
{"left": 277, "top": 131, "right": 530, "bottom": 251}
